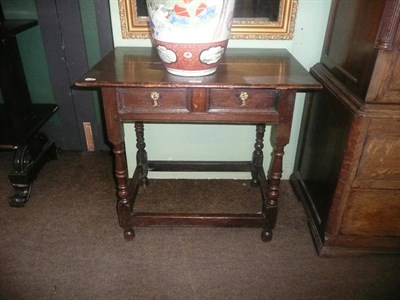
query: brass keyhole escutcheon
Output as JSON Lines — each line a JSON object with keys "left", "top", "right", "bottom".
{"left": 239, "top": 91, "right": 249, "bottom": 107}
{"left": 150, "top": 92, "right": 160, "bottom": 107}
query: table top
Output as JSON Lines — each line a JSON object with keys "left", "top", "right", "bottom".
{"left": 75, "top": 47, "right": 321, "bottom": 91}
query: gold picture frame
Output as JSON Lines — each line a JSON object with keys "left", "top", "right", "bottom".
{"left": 119, "top": 0, "right": 298, "bottom": 40}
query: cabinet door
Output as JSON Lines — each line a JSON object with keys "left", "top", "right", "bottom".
{"left": 321, "top": 0, "right": 386, "bottom": 99}
{"left": 295, "top": 87, "right": 352, "bottom": 229}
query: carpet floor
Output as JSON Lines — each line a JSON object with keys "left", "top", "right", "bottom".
{"left": 0, "top": 151, "right": 399, "bottom": 299}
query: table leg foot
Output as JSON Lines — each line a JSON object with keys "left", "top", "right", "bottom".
{"left": 7, "top": 133, "right": 58, "bottom": 207}
{"left": 261, "top": 229, "right": 273, "bottom": 242}
{"left": 123, "top": 228, "right": 135, "bottom": 240}
{"left": 8, "top": 184, "right": 32, "bottom": 207}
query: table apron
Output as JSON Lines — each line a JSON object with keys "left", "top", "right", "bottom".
{"left": 118, "top": 112, "right": 280, "bottom": 124}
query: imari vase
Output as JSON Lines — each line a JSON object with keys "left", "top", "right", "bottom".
{"left": 146, "top": 0, "right": 236, "bottom": 76}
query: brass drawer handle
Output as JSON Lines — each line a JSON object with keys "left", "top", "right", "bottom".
{"left": 150, "top": 92, "right": 160, "bottom": 107}
{"left": 239, "top": 91, "right": 249, "bottom": 107}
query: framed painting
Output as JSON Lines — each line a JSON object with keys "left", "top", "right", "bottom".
{"left": 119, "top": 0, "right": 298, "bottom": 39}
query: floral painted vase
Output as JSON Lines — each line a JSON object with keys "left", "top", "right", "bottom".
{"left": 146, "top": 0, "right": 236, "bottom": 76}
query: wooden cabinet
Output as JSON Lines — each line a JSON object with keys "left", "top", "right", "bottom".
{"left": 291, "top": 0, "right": 400, "bottom": 256}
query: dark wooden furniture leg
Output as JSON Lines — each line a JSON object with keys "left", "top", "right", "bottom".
{"left": 1, "top": 104, "right": 59, "bottom": 206}
{"left": 251, "top": 124, "right": 266, "bottom": 187}
{"left": 8, "top": 132, "right": 59, "bottom": 207}
{"left": 250, "top": 124, "right": 279, "bottom": 242}
{"left": 101, "top": 88, "right": 135, "bottom": 239}
{"left": 250, "top": 122, "right": 282, "bottom": 242}
{"left": 112, "top": 141, "right": 135, "bottom": 240}
{"left": 261, "top": 137, "right": 283, "bottom": 242}
{"left": 134, "top": 122, "right": 148, "bottom": 186}
{"left": 261, "top": 90, "right": 296, "bottom": 241}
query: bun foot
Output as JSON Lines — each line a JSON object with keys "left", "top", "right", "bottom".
{"left": 261, "top": 230, "right": 273, "bottom": 242}
{"left": 123, "top": 229, "right": 135, "bottom": 240}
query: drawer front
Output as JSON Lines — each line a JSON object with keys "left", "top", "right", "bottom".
{"left": 208, "top": 89, "right": 277, "bottom": 113}
{"left": 118, "top": 88, "right": 190, "bottom": 114}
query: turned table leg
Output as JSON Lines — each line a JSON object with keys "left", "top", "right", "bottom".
{"left": 261, "top": 90, "right": 295, "bottom": 242}
{"left": 134, "top": 122, "right": 149, "bottom": 187}
{"left": 261, "top": 141, "right": 285, "bottom": 242}
{"left": 112, "top": 142, "right": 135, "bottom": 239}
{"left": 251, "top": 124, "right": 266, "bottom": 187}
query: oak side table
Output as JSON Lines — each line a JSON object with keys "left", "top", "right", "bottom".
{"left": 75, "top": 47, "right": 321, "bottom": 241}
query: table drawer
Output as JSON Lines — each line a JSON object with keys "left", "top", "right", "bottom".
{"left": 208, "top": 89, "right": 277, "bottom": 113}
{"left": 118, "top": 88, "right": 190, "bottom": 114}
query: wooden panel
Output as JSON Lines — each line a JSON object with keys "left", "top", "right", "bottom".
{"left": 352, "top": 178, "right": 400, "bottom": 190}
{"left": 208, "top": 89, "right": 277, "bottom": 113}
{"left": 118, "top": 88, "right": 190, "bottom": 114}
{"left": 340, "top": 190, "right": 400, "bottom": 237}
{"left": 368, "top": 117, "right": 400, "bottom": 132}
{"left": 356, "top": 133, "right": 400, "bottom": 180}
{"left": 321, "top": 0, "right": 386, "bottom": 99}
